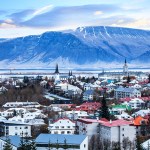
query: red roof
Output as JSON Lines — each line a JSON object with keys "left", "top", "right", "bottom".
{"left": 101, "top": 119, "right": 133, "bottom": 127}
{"left": 77, "top": 118, "right": 108, "bottom": 124}
{"left": 74, "top": 102, "right": 101, "bottom": 111}
{"left": 119, "top": 97, "right": 150, "bottom": 102}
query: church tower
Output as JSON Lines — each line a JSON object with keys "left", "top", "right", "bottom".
{"left": 55, "top": 63, "right": 59, "bottom": 74}
{"left": 123, "top": 59, "right": 128, "bottom": 75}
{"left": 54, "top": 63, "right": 60, "bottom": 83}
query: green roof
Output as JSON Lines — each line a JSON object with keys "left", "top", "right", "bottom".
{"left": 112, "top": 104, "right": 131, "bottom": 111}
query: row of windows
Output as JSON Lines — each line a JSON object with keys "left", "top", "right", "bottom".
{"left": 50, "top": 131, "right": 72, "bottom": 134}
{"left": 53, "top": 126, "right": 74, "bottom": 129}
{"left": 15, "top": 126, "right": 28, "bottom": 130}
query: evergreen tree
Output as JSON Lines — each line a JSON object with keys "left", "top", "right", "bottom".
{"left": 3, "top": 138, "right": 13, "bottom": 150}
{"left": 29, "top": 140, "right": 37, "bottom": 150}
{"left": 47, "top": 140, "right": 52, "bottom": 150}
{"left": 101, "top": 95, "right": 110, "bottom": 119}
{"left": 63, "top": 138, "right": 68, "bottom": 150}
{"left": 55, "top": 139, "right": 59, "bottom": 150}
{"left": 136, "top": 136, "right": 144, "bottom": 150}
{"left": 23, "top": 76, "right": 29, "bottom": 84}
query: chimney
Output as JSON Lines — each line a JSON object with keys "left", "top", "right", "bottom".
{"left": 110, "top": 119, "right": 112, "bottom": 124}
{"left": 96, "top": 117, "right": 99, "bottom": 121}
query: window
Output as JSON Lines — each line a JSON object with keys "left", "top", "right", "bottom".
{"left": 122, "top": 134, "right": 124, "bottom": 136}
{"left": 67, "top": 126, "right": 70, "bottom": 128}
{"left": 84, "top": 144, "right": 86, "bottom": 148}
{"left": 15, "top": 127, "right": 18, "bottom": 130}
{"left": 61, "top": 126, "right": 64, "bottom": 128}
{"left": 55, "top": 126, "right": 59, "bottom": 129}
{"left": 24, "top": 126, "right": 28, "bottom": 129}
{"left": 67, "top": 131, "right": 71, "bottom": 134}
{"left": 61, "top": 131, "right": 65, "bottom": 134}
{"left": 122, "top": 128, "right": 124, "bottom": 131}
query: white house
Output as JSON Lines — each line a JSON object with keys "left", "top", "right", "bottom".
{"left": 128, "top": 98, "right": 145, "bottom": 109}
{"left": 3, "top": 101, "right": 40, "bottom": 108}
{"left": 114, "top": 87, "right": 141, "bottom": 99}
{"left": 55, "top": 83, "right": 82, "bottom": 95}
{"left": 35, "top": 134, "right": 88, "bottom": 150}
{"left": 83, "top": 90, "right": 95, "bottom": 101}
{"left": 133, "top": 109, "right": 150, "bottom": 117}
{"left": 0, "top": 108, "right": 27, "bottom": 117}
{"left": 48, "top": 118, "right": 76, "bottom": 134}
{"left": 64, "top": 111, "right": 89, "bottom": 120}
{"left": 0, "top": 120, "right": 31, "bottom": 137}
{"left": 115, "top": 113, "right": 133, "bottom": 120}
{"left": 99, "top": 120, "right": 136, "bottom": 144}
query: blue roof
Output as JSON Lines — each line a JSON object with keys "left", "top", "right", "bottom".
{"left": 35, "top": 134, "right": 87, "bottom": 145}
{"left": 83, "top": 90, "right": 94, "bottom": 95}
{"left": 115, "top": 87, "right": 138, "bottom": 93}
{"left": 0, "top": 136, "right": 21, "bottom": 147}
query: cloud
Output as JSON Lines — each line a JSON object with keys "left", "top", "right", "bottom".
{"left": 94, "top": 11, "right": 103, "bottom": 16}
{"left": 0, "top": 3, "right": 150, "bottom": 38}
{"left": 8, "top": 9, "right": 35, "bottom": 23}
{"left": 0, "top": 10, "right": 7, "bottom": 15}
{"left": 20, "top": 4, "right": 121, "bottom": 28}
{"left": 33, "top": 5, "right": 53, "bottom": 16}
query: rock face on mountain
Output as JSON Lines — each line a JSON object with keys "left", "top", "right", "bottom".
{"left": 0, "top": 26, "right": 150, "bottom": 68}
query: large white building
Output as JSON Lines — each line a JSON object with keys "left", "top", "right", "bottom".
{"left": 48, "top": 118, "right": 76, "bottom": 134}
{"left": 76, "top": 118, "right": 107, "bottom": 139}
{"left": 99, "top": 120, "right": 136, "bottom": 144}
{"left": 0, "top": 120, "right": 31, "bottom": 137}
{"left": 114, "top": 87, "right": 141, "bottom": 99}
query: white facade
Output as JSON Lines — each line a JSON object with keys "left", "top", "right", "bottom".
{"left": 55, "top": 83, "right": 82, "bottom": 94}
{"left": 99, "top": 120, "right": 136, "bottom": 144}
{"left": 49, "top": 118, "right": 75, "bottom": 134}
{"left": 76, "top": 119, "right": 100, "bottom": 139}
{"left": 0, "top": 120, "right": 31, "bottom": 137}
{"left": 64, "top": 111, "right": 89, "bottom": 120}
{"left": 128, "top": 98, "right": 145, "bottom": 109}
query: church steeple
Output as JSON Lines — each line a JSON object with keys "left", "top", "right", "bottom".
{"left": 125, "top": 58, "right": 127, "bottom": 64}
{"left": 123, "top": 58, "right": 128, "bottom": 75}
{"left": 55, "top": 64, "right": 59, "bottom": 74}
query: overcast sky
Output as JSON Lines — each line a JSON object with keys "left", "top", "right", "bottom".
{"left": 0, "top": 0, "right": 150, "bottom": 38}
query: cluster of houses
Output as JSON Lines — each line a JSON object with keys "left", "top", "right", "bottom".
{"left": 0, "top": 62, "right": 150, "bottom": 149}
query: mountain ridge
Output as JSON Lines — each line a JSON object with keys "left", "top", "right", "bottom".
{"left": 0, "top": 26, "right": 150, "bottom": 68}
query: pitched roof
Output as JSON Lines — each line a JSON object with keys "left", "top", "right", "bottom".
{"left": 101, "top": 119, "right": 133, "bottom": 127}
{"left": 133, "top": 116, "right": 147, "bottom": 126}
{"left": 0, "top": 136, "right": 21, "bottom": 147}
{"left": 35, "top": 134, "right": 87, "bottom": 145}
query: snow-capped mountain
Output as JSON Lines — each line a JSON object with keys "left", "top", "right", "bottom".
{"left": 0, "top": 26, "right": 150, "bottom": 68}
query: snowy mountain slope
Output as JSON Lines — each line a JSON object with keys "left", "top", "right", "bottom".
{"left": 0, "top": 26, "right": 150, "bottom": 68}
{"left": 72, "top": 26, "right": 150, "bottom": 59}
